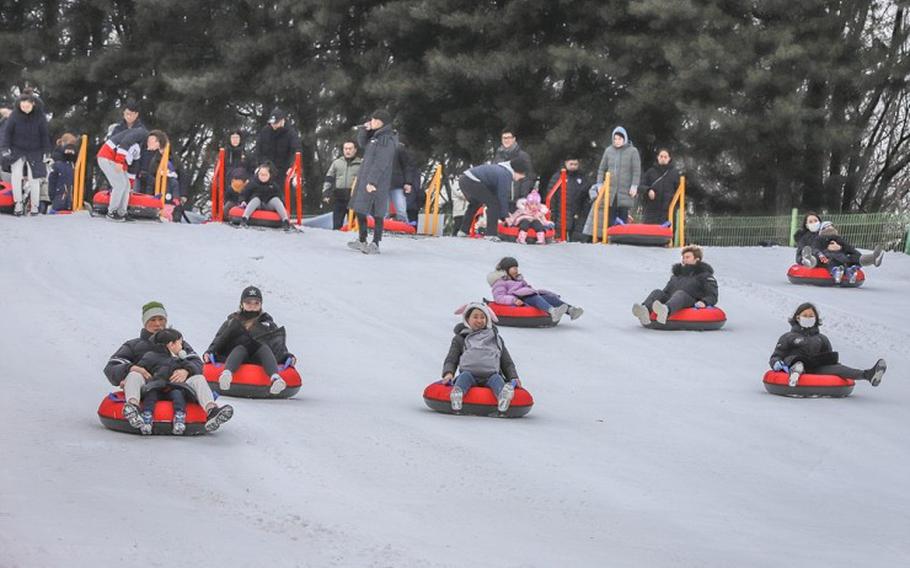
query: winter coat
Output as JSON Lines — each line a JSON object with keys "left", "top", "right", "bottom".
{"left": 660, "top": 262, "right": 719, "bottom": 305}
{"left": 350, "top": 124, "right": 398, "bottom": 217}
{"left": 107, "top": 119, "right": 146, "bottom": 140}
{"left": 547, "top": 169, "right": 592, "bottom": 224}
{"left": 793, "top": 228, "right": 819, "bottom": 263}
{"left": 323, "top": 156, "right": 362, "bottom": 200}
{"left": 97, "top": 126, "right": 149, "bottom": 177}
{"left": 493, "top": 143, "right": 535, "bottom": 202}
{"left": 596, "top": 127, "right": 642, "bottom": 208}
{"left": 0, "top": 107, "right": 52, "bottom": 178}
{"left": 225, "top": 140, "right": 252, "bottom": 176}
{"left": 47, "top": 146, "right": 75, "bottom": 208}
{"left": 256, "top": 124, "right": 301, "bottom": 174}
{"left": 442, "top": 323, "right": 519, "bottom": 381}
{"left": 504, "top": 199, "right": 552, "bottom": 228}
{"left": 487, "top": 270, "right": 555, "bottom": 305}
{"left": 769, "top": 323, "right": 838, "bottom": 371}
{"left": 813, "top": 234, "right": 861, "bottom": 267}
{"left": 135, "top": 345, "right": 202, "bottom": 402}
{"left": 206, "top": 311, "right": 294, "bottom": 363}
{"left": 391, "top": 143, "right": 423, "bottom": 210}
{"left": 241, "top": 178, "right": 282, "bottom": 204}
{"left": 138, "top": 151, "right": 183, "bottom": 199}
{"left": 103, "top": 328, "right": 203, "bottom": 386}
{"left": 640, "top": 162, "right": 680, "bottom": 224}
{"left": 462, "top": 163, "right": 514, "bottom": 219}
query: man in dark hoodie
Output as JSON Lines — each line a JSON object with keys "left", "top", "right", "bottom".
{"left": 493, "top": 128, "right": 535, "bottom": 209}
{"left": 632, "top": 245, "right": 718, "bottom": 326}
{"left": 455, "top": 157, "right": 530, "bottom": 240}
{"left": 640, "top": 148, "right": 680, "bottom": 225}
{"left": 347, "top": 110, "right": 399, "bottom": 254}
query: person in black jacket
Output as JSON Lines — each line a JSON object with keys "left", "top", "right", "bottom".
{"left": 105, "top": 301, "right": 233, "bottom": 433}
{"left": 546, "top": 157, "right": 592, "bottom": 242}
{"left": 134, "top": 329, "right": 198, "bottom": 435}
{"left": 239, "top": 162, "right": 290, "bottom": 230}
{"left": 46, "top": 133, "right": 79, "bottom": 213}
{"left": 632, "top": 245, "right": 719, "bottom": 325}
{"left": 794, "top": 211, "right": 822, "bottom": 265}
{"left": 811, "top": 222, "right": 863, "bottom": 284}
{"left": 493, "top": 128, "right": 536, "bottom": 209}
{"left": 204, "top": 286, "right": 296, "bottom": 395}
{"left": 256, "top": 108, "right": 300, "bottom": 178}
{"left": 769, "top": 302, "right": 887, "bottom": 388}
{"left": 388, "top": 135, "right": 421, "bottom": 224}
{"left": 348, "top": 110, "right": 399, "bottom": 254}
{"left": 639, "top": 148, "right": 680, "bottom": 225}
{"left": 0, "top": 92, "right": 52, "bottom": 215}
{"left": 225, "top": 129, "right": 252, "bottom": 174}
{"left": 224, "top": 167, "right": 249, "bottom": 213}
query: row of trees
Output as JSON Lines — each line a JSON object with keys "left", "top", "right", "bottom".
{"left": 1, "top": 0, "right": 907, "bottom": 214}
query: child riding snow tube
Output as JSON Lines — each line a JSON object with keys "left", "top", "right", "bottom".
{"left": 484, "top": 300, "right": 557, "bottom": 328}
{"left": 607, "top": 223, "right": 673, "bottom": 246}
{"left": 92, "top": 190, "right": 163, "bottom": 219}
{"left": 422, "top": 381, "right": 534, "bottom": 418}
{"left": 203, "top": 361, "right": 301, "bottom": 398}
{"left": 486, "top": 257, "right": 584, "bottom": 327}
{"left": 97, "top": 391, "right": 209, "bottom": 435}
{"left": 786, "top": 265, "right": 865, "bottom": 288}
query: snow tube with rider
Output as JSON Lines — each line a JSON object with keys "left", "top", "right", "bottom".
{"left": 787, "top": 264, "right": 865, "bottom": 288}
{"left": 203, "top": 362, "right": 302, "bottom": 399}
{"left": 92, "top": 190, "right": 163, "bottom": 219}
{"left": 97, "top": 391, "right": 208, "bottom": 435}
{"left": 607, "top": 223, "right": 673, "bottom": 246}
{"left": 484, "top": 299, "right": 557, "bottom": 328}
{"left": 228, "top": 206, "right": 284, "bottom": 228}
{"left": 0, "top": 184, "right": 13, "bottom": 213}
{"left": 645, "top": 307, "right": 727, "bottom": 331}
{"left": 422, "top": 381, "right": 533, "bottom": 418}
{"left": 497, "top": 222, "right": 556, "bottom": 244}
{"left": 762, "top": 370, "right": 855, "bottom": 398}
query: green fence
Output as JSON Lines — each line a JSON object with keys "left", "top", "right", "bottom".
{"left": 685, "top": 210, "right": 910, "bottom": 253}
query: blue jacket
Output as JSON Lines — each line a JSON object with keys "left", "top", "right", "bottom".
{"left": 464, "top": 163, "right": 513, "bottom": 216}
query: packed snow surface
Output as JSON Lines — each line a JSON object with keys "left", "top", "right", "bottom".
{"left": 1, "top": 213, "right": 908, "bottom": 567}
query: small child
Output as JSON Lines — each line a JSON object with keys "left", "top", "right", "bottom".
{"left": 503, "top": 190, "right": 553, "bottom": 244}
{"left": 240, "top": 162, "right": 290, "bottom": 230}
{"left": 442, "top": 303, "right": 520, "bottom": 412}
{"left": 812, "top": 222, "right": 863, "bottom": 284}
{"left": 134, "top": 328, "right": 200, "bottom": 435}
{"left": 488, "top": 257, "right": 584, "bottom": 322}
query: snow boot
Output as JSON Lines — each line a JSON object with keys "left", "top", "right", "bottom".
{"left": 218, "top": 369, "right": 232, "bottom": 391}
{"left": 632, "top": 303, "right": 651, "bottom": 326}
{"left": 831, "top": 266, "right": 845, "bottom": 284}
{"left": 281, "top": 219, "right": 291, "bottom": 232}
{"left": 497, "top": 383, "right": 515, "bottom": 413}
{"left": 788, "top": 361, "right": 805, "bottom": 387}
{"left": 567, "top": 306, "right": 584, "bottom": 320}
{"left": 347, "top": 240, "right": 367, "bottom": 252}
{"left": 239, "top": 217, "right": 250, "bottom": 228}
{"left": 455, "top": 230, "right": 468, "bottom": 237}
{"left": 449, "top": 386, "right": 464, "bottom": 412}
{"left": 122, "top": 402, "right": 145, "bottom": 429}
{"left": 846, "top": 266, "right": 859, "bottom": 284}
{"left": 517, "top": 230, "right": 527, "bottom": 244}
{"left": 800, "top": 246, "right": 817, "bottom": 268}
{"left": 548, "top": 304, "right": 569, "bottom": 323}
{"left": 484, "top": 235, "right": 502, "bottom": 242}
{"left": 140, "top": 410, "right": 153, "bottom": 436}
{"left": 861, "top": 245, "right": 884, "bottom": 267}
{"left": 13, "top": 202, "right": 23, "bottom": 216}
{"left": 205, "top": 404, "right": 234, "bottom": 432}
{"left": 172, "top": 411, "right": 186, "bottom": 436}
{"left": 865, "top": 359, "right": 887, "bottom": 387}
{"left": 536, "top": 231, "right": 546, "bottom": 245}
{"left": 652, "top": 301, "right": 670, "bottom": 324}
{"left": 363, "top": 242, "right": 381, "bottom": 255}
{"left": 269, "top": 374, "right": 287, "bottom": 395}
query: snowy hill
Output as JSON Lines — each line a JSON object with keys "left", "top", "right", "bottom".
{"left": 1, "top": 213, "right": 908, "bottom": 568}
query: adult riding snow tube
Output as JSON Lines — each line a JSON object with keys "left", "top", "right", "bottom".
{"left": 92, "top": 190, "right": 163, "bottom": 219}
{"left": 341, "top": 216, "right": 417, "bottom": 235}
{"left": 607, "top": 224, "right": 673, "bottom": 246}
{"left": 646, "top": 307, "right": 727, "bottom": 331}
{"left": 762, "top": 370, "right": 855, "bottom": 398}
{"left": 227, "top": 206, "right": 284, "bottom": 228}
{"left": 422, "top": 381, "right": 533, "bottom": 418}
{"left": 497, "top": 222, "right": 555, "bottom": 244}
{"left": 786, "top": 264, "right": 865, "bottom": 288}
{"left": 97, "top": 391, "right": 208, "bottom": 435}
{"left": 0, "top": 185, "right": 13, "bottom": 213}
{"left": 203, "top": 362, "right": 302, "bottom": 399}
{"left": 485, "top": 300, "right": 557, "bottom": 328}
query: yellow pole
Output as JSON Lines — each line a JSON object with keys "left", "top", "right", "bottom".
{"left": 602, "top": 172, "right": 611, "bottom": 244}
{"left": 347, "top": 177, "right": 358, "bottom": 231}
{"left": 679, "top": 175, "right": 686, "bottom": 247}
{"left": 591, "top": 182, "right": 606, "bottom": 244}
{"left": 155, "top": 143, "right": 171, "bottom": 207}
{"left": 430, "top": 165, "right": 442, "bottom": 236}
{"left": 423, "top": 164, "right": 442, "bottom": 236}
{"left": 73, "top": 134, "right": 88, "bottom": 211}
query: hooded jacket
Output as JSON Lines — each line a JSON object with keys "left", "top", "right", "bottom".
{"left": 769, "top": 303, "right": 838, "bottom": 370}
{"left": 103, "top": 328, "right": 203, "bottom": 386}
{"left": 596, "top": 126, "right": 642, "bottom": 208}
{"left": 504, "top": 197, "right": 551, "bottom": 227}
{"left": 135, "top": 343, "right": 202, "bottom": 401}
{"left": 350, "top": 124, "right": 399, "bottom": 217}
{"left": 206, "top": 311, "right": 294, "bottom": 363}
{"left": 442, "top": 303, "right": 518, "bottom": 381}
{"left": 241, "top": 177, "right": 282, "bottom": 204}
{"left": 661, "top": 262, "right": 719, "bottom": 305}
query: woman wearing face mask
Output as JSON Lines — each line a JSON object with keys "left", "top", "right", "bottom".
{"left": 793, "top": 212, "right": 823, "bottom": 266}
{"left": 769, "top": 302, "right": 886, "bottom": 388}
{"left": 46, "top": 132, "right": 79, "bottom": 212}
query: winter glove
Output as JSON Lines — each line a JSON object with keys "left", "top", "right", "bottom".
{"left": 772, "top": 360, "right": 789, "bottom": 373}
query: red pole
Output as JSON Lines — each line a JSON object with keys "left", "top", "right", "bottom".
{"left": 560, "top": 169, "right": 567, "bottom": 242}
{"left": 468, "top": 206, "right": 485, "bottom": 238}
{"left": 294, "top": 152, "right": 303, "bottom": 225}
{"left": 217, "top": 148, "right": 225, "bottom": 222}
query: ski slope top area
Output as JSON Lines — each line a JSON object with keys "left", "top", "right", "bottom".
{"left": 1, "top": 213, "right": 908, "bottom": 568}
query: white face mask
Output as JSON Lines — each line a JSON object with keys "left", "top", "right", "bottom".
{"left": 806, "top": 221, "right": 821, "bottom": 233}
{"left": 798, "top": 316, "right": 816, "bottom": 329}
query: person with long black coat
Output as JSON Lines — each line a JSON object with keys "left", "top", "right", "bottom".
{"left": 256, "top": 108, "right": 301, "bottom": 177}
{"left": 546, "top": 158, "right": 592, "bottom": 242}
{"left": 639, "top": 148, "right": 680, "bottom": 225}
{"left": 793, "top": 211, "right": 822, "bottom": 264}
{"left": 347, "top": 110, "right": 399, "bottom": 254}
{"left": 632, "top": 245, "right": 718, "bottom": 325}
{"left": 0, "top": 92, "right": 52, "bottom": 215}
{"left": 225, "top": 129, "right": 253, "bottom": 175}
{"left": 769, "top": 302, "right": 887, "bottom": 387}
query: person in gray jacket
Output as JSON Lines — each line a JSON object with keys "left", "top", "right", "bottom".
{"left": 322, "top": 140, "right": 362, "bottom": 229}
{"left": 584, "top": 126, "right": 641, "bottom": 234}
{"left": 441, "top": 302, "right": 520, "bottom": 413}
{"left": 347, "top": 110, "right": 398, "bottom": 254}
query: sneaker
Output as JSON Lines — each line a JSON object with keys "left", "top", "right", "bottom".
{"left": 269, "top": 374, "right": 287, "bottom": 395}
{"left": 873, "top": 245, "right": 884, "bottom": 267}
{"left": 536, "top": 232, "right": 546, "bottom": 245}
{"left": 613, "top": 217, "right": 626, "bottom": 226}
{"left": 122, "top": 402, "right": 145, "bottom": 429}
{"left": 172, "top": 411, "right": 186, "bottom": 436}
{"left": 652, "top": 301, "right": 670, "bottom": 324}
{"left": 847, "top": 266, "right": 859, "bottom": 284}
{"left": 788, "top": 361, "right": 805, "bottom": 387}
{"left": 281, "top": 219, "right": 291, "bottom": 231}
{"left": 218, "top": 369, "right": 232, "bottom": 391}
{"left": 517, "top": 231, "right": 528, "bottom": 244}
{"left": 548, "top": 304, "right": 569, "bottom": 323}
{"left": 800, "top": 246, "right": 817, "bottom": 268}
{"left": 455, "top": 230, "right": 468, "bottom": 237}
{"left": 13, "top": 203, "right": 23, "bottom": 216}
{"left": 449, "top": 386, "right": 464, "bottom": 412}
{"left": 497, "top": 383, "right": 515, "bottom": 412}
{"left": 106, "top": 211, "right": 126, "bottom": 222}
{"left": 205, "top": 404, "right": 234, "bottom": 432}
{"left": 866, "top": 359, "right": 887, "bottom": 387}
{"left": 363, "top": 242, "right": 381, "bottom": 255}
{"left": 484, "top": 235, "right": 502, "bottom": 242}
{"left": 140, "top": 410, "right": 153, "bottom": 436}
{"left": 632, "top": 303, "right": 651, "bottom": 326}
{"left": 831, "top": 266, "right": 845, "bottom": 284}
{"left": 347, "top": 240, "right": 367, "bottom": 252}
{"left": 567, "top": 306, "right": 584, "bottom": 320}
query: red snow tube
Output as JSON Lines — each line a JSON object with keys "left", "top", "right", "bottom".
{"left": 485, "top": 299, "right": 556, "bottom": 328}
{"left": 762, "top": 370, "right": 855, "bottom": 398}
{"left": 203, "top": 363, "right": 302, "bottom": 399}
{"left": 422, "top": 381, "right": 533, "bottom": 418}
{"left": 341, "top": 216, "right": 417, "bottom": 235}
{"left": 0, "top": 185, "right": 13, "bottom": 213}
{"left": 97, "top": 391, "right": 208, "bottom": 435}
{"left": 787, "top": 264, "right": 865, "bottom": 288}
{"left": 92, "top": 190, "right": 163, "bottom": 219}
{"left": 608, "top": 223, "right": 673, "bottom": 246}
{"left": 497, "top": 222, "right": 555, "bottom": 243}
{"left": 646, "top": 307, "right": 727, "bottom": 331}
{"left": 227, "top": 206, "right": 284, "bottom": 228}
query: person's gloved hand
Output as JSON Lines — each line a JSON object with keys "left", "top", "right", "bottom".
{"left": 772, "top": 360, "right": 789, "bottom": 372}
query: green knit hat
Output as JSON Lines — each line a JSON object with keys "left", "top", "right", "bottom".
{"left": 142, "top": 301, "right": 167, "bottom": 325}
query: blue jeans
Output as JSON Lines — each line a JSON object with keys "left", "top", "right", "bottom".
{"left": 454, "top": 371, "right": 506, "bottom": 398}
{"left": 389, "top": 188, "right": 409, "bottom": 222}
{"left": 521, "top": 292, "right": 565, "bottom": 311}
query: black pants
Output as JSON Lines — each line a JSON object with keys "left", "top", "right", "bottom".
{"left": 332, "top": 197, "right": 349, "bottom": 230}
{"left": 518, "top": 219, "right": 545, "bottom": 232}
{"left": 142, "top": 388, "right": 187, "bottom": 414}
{"left": 609, "top": 205, "right": 629, "bottom": 227}
{"left": 810, "top": 364, "right": 868, "bottom": 381}
{"left": 643, "top": 199, "right": 668, "bottom": 224}
{"left": 356, "top": 213, "right": 383, "bottom": 243}
{"left": 458, "top": 176, "right": 502, "bottom": 237}
{"left": 225, "top": 343, "right": 279, "bottom": 376}
{"left": 643, "top": 289, "right": 696, "bottom": 315}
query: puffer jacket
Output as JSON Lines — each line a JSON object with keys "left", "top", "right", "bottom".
{"left": 135, "top": 344, "right": 203, "bottom": 401}
{"left": 442, "top": 323, "right": 518, "bottom": 381}
{"left": 814, "top": 234, "right": 861, "bottom": 267}
{"left": 595, "top": 126, "right": 641, "bottom": 208}
{"left": 487, "top": 270, "right": 555, "bottom": 305}
{"left": 769, "top": 324, "right": 838, "bottom": 371}
{"left": 793, "top": 227, "right": 819, "bottom": 262}
{"left": 103, "top": 328, "right": 203, "bottom": 386}
{"left": 206, "top": 311, "right": 294, "bottom": 362}
{"left": 660, "top": 262, "right": 719, "bottom": 305}
{"left": 504, "top": 198, "right": 552, "bottom": 227}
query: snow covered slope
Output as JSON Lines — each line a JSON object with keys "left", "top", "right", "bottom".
{"left": 1, "top": 213, "right": 908, "bottom": 568}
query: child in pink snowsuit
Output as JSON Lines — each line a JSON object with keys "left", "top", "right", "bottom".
{"left": 504, "top": 190, "right": 553, "bottom": 244}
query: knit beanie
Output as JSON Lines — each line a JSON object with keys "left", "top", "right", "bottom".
{"left": 371, "top": 109, "right": 392, "bottom": 124}
{"left": 496, "top": 256, "right": 519, "bottom": 272}
{"left": 142, "top": 301, "right": 167, "bottom": 325}
{"left": 819, "top": 221, "right": 838, "bottom": 236}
